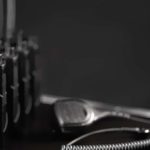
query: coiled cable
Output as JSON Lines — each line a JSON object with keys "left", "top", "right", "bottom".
{"left": 62, "top": 127, "right": 150, "bottom": 150}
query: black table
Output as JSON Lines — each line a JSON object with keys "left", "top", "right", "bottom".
{"left": 6, "top": 103, "right": 150, "bottom": 150}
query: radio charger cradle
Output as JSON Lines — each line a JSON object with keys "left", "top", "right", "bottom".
{"left": 0, "top": 34, "right": 39, "bottom": 150}
{"left": 16, "top": 35, "right": 39, "bottom": 134}
{"left": 8, "top": 35, "right": 39, "bottom": 136}
{"left": 18, "top": 35, "right": 40, "bottom": 116}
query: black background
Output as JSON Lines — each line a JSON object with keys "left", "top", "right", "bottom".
{"left": 16, "top": 0, "right": 150, "bottom": 108}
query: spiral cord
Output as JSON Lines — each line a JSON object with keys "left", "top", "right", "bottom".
{"left": 62, "top": 139, "right": 150, "bottom": 150}
{"left": 61, "top": 128, "right": 150, "bottom": 150}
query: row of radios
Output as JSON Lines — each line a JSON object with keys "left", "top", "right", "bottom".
{"left": 0, "top": 33, "right": 39, "bottom": 149}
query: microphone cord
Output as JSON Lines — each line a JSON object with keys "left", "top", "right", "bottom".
{"left": 62, "top": 127, "right": 150, "bottom": 150}
{"left": 62, "top": 114, "right": 150, "bottom": 150}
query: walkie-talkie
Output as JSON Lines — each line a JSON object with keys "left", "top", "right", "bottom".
{"left": 5, "top": 40, "right": 20, "bottom": 132}
{"left": 0, "top": 48, "right": 7, "bottom": 149}
{"left": 17, "top": 35, "right": 32, "bottom": 127}
{"left": 28, "top": 36, "right": 40, "bottom": 109}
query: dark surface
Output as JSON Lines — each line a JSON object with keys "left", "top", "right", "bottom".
{"left": 7, "top": 103, "right": 150, "bottom": 150}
